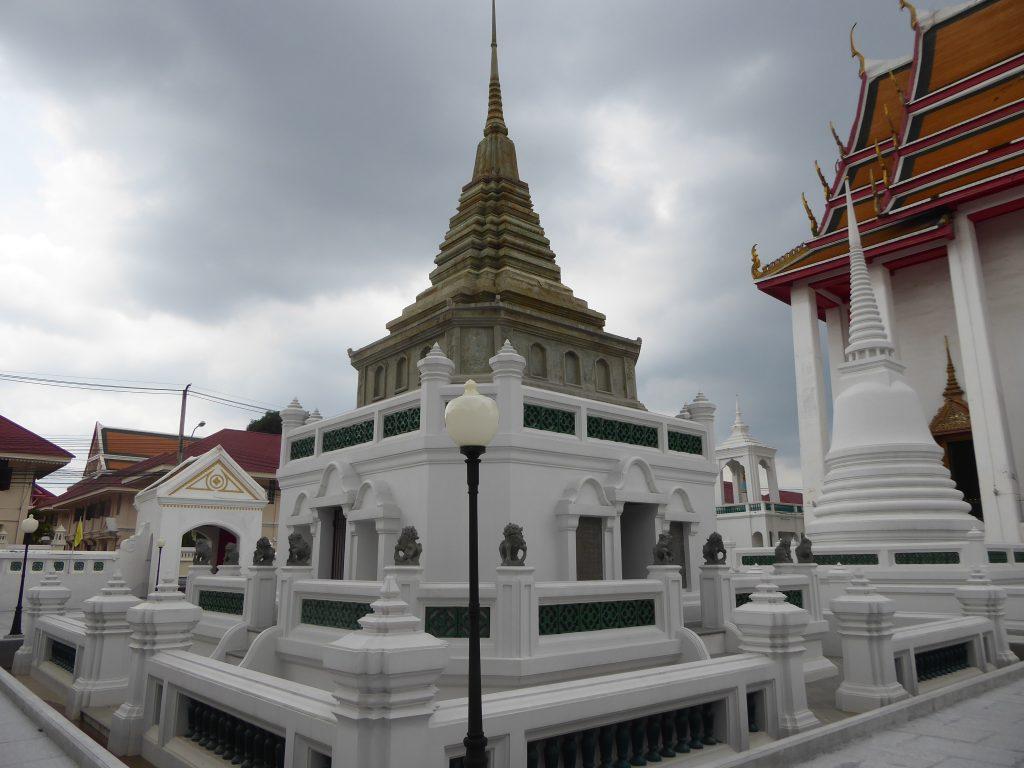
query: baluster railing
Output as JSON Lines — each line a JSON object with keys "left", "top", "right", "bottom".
{"left": 185, "top": 698, "right": 285, "bottom": 767}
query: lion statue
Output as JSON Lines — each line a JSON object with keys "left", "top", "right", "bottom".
{"left": 702, "top": 532, "right": 727, "bottom": 565}
{"left": 652, "top": 532, "right": 675, "bottom": 565}
{"left": 286, "top": 531, "right": 312, "bottom": 566}
{"left": 223, "top": 542, "right": 239, "bottom": 566}
{"left": 393, "top": 526, "right": 422, "bottom": 566}
{"left": 795, "top": 534, "right": 813, "bottom": 564}
{"left": 192, "top": 535, "right": 212, "bottom": 566}
{"left": 499, "top": 523, "right": 527, "bottom": 566}
{"left": 252, "top": 537, "right": 276, "bottom": 566}
{"left": 774, "top": 537, "right": 793, "bottom": 564}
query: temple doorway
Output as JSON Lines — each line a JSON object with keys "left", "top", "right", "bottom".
{"left": 575, "top": 516, "right": 604, "bottom": 581}
{"left": 620, "top": 502, "right": 657, "bottom": 579}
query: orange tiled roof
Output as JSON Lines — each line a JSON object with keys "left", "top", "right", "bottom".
{"left": 755, "top": 0, "right": 1024, "bottom": 301}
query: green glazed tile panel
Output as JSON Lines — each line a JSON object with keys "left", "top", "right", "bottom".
{"left": 736, "top": 590, "right": 803, "bottom": 609}
{"left": 740, "top": 555, "right": 775, "bottom": 566}
{"left": 300, "top": 598, "right": 371, "bottom": 630}
{"left": 773, "top": 504, "right": 800, "bottom": 513}
{"left": 290, "top": 435, "right": 315, "bottom": 460}
{"left": 424, "top": 606, "right": 491, "bottom": 638}
{"left": 716, "top": 505, "right": 747, "bottom": 514}
{"left": 74, "top": 561, "right": 85, "bottom": 571}
{"left": 54, "top": 561, "right": 65, "bottom": 572}
{"left": 894, "top": 551, "right": 960, "bottom": 565}
{"left": 812, "top": 553, "right": 880, "bottom": 566}
{"left": 523, "top": 403, "right": 576, "bottom": 435}
{"left": 31, "top": 561, "right": 43, "bottom": 572}
{"left": 382, "top": 407, "right": 420, "bottom": 438}
{"left": 322, "top": 420, "right": 374, "bottom": 452}
{"left": 1016, "top": 551, "right": 1024, "bottom": 564}
{"left": 538, "top": 599, "right": 656, "bottom": 636}
{"left": 93, "top": 561, "right": 104, "bottom": 572}
{"left": 988, "top": 550, "right": 1009, "bottom": 564}
{"left": 197, "top": 590, "right": 245, "bottom": 615}
{"left": 667, "top": 431, "right": 703, "bottom": 455}
{"left": 586, "top": 415, "right": 658, "bottom": 448}
{"left": 10, "top": 562, "right": 21, "bottom": 572}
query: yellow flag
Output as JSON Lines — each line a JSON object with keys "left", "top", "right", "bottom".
{"left": 73, "top": 521, "right": 84, "bottom": 549}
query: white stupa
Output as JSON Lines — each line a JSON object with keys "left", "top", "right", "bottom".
{"left": 807, "top": 183, "right": 976, "bottom": 544}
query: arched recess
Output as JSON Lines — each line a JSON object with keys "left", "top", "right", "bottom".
{"left": 555, "top": 477, "right": 617, "bottom": 581}
{"left": 396, "top": 356, "right": 409, "bottom": 391}
{"left": 346, "top": 480, "right": 403, "bottom": 581}
{"left": 752, "top": 531, "right": 764, "bottom": 547}
{"left": 529, "top": 343, "right": 548, "bottom": 379}
{"left": 663, "top": 488, "right": 700, "bottom": 589}
{"left": 564, "top": 351, "right": 581, "bottom": 386}
{"left": 595, "top": 359, "right": 612, "bottom": 392}
{"left": 373, "top": 365, "right": 386, "bottom": 399}
{"left": 605, "top": 458, "right": 668, "bottom": 581}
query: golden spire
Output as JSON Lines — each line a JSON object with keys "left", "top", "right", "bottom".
{"left": 802, "top": 193, "right": 819, "bottom": 237}
{"left": 889, "top": 70, "right": 906, "bottom": 103}
{"left": 829, "top": 120, "right": 846, "bottom": 156}
{"left": 850, "top": 23, "right": 866, "bottom": 77}
{"left": 899, "top": 0, "right": 920, "bottom": 31}
{"left": 751, "top": 243, "right": 762, "bottom": 278}
{"left": 485, "top": 0, "right": 507, "bottom": 137}
{"left": 815, "top": 160, "right": 831, "bottom": 201}
{"left": 943, "top": 336, "right": 964, "bottom": 399}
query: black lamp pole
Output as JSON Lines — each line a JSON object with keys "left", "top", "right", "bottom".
{"left": 461, "top": 445, "right": 487, "bottom": 768}
{"left": 155, "top": 544, "right": 165, "bottom": 587}
{"left": 7, "top": 530, "right": 33, "bottom": 637}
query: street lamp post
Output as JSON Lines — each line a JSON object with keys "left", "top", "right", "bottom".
{"left": 190, "top": 421, "right": 206, "bottom": 439}
{"left": 444, "top": 380, "right": 499, "bottom": 768}
{"left": 6, "top": 514, "right": 40, "bottom": 637}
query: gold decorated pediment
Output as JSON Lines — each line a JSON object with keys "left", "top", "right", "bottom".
{"left": 168, "top": 460, "right": 259, "bottom": 499}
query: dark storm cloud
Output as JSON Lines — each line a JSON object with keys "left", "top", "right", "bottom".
{"left": 0, "top": 0, "right": 918, "bottom": 483}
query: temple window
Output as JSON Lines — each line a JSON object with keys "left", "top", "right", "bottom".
{"left": 529, "top": 343, "right": 548, "bottom": 379}
{"left": 395, "top": 356, "right": 408, "bottom": 391}
{"left": 595, "top": 358, "right": 611, "bottom": 393}
{"left": 373, "top": 365, "right": 386, "bottom": 400}
{"left": 564, "top": 351, "right": 581, "bottom": 386}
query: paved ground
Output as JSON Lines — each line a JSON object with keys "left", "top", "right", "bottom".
{"left": 0, "top": 688, "right": 76, "bottom": 768}
{"left": 791, "top": 676, "right": 1024, "bottom": 768}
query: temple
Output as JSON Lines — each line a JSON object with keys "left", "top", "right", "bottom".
{"left": 753, "top": 0, "right": 1024, "bottom": 544}
{"left": 348, "top": 1, "right": 643, "bottom": 409}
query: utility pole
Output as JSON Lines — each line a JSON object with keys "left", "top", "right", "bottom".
{"left": 177, "top": 383, "right": 191, "bottom": 465}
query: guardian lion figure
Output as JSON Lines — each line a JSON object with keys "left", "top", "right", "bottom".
{"left": 393, "top": 526, "right": 422, "bottom": 566}
{"left": 252, "top": 537, "right": 276, "bottom": 566}
{"left": 774, "top": 537, "right": 793, "bottom": 564}
{"left": 499, "top": 523, "right": 527, "bottom": 566}
{"left": 286, "top": 531, "right": 312, "bottom": 566}
{"left": 192, "top": 536, "right": 212, "bottom": 566}
{"left": 652, "top": 532, "right": 675, "bottom": 565}
{"left": 702, "top": 532, "right": 727, "bottom": 565}
{"left": 795, "top": 535, "right": 813, "bottom": 564}
{"left": 223, "top": 542, "right": 239, "bottom": 565}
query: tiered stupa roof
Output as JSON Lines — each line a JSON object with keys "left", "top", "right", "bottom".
{"left": 753, "top": 0, "right": 1024, "bottom": 312}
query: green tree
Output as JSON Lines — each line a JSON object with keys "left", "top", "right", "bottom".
{"left": 247, "top": 410, "right": 282, "bottom": 434}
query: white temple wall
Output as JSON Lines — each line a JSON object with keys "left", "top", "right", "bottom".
{"left": 978, "top": 209, "right": 1024, "bottom": 506}
{"left": 888, "top": 258, "right": 961, "bottom": 423}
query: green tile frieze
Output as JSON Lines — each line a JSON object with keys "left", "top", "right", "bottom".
{"left": 538, "top": 599, "right": 656, "bottom": 636}
{"left": 523, "top": 403, "right": 576, "bottom": 435}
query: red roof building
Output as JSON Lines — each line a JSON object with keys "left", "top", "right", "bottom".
{"left": 41, "top": 429, "right": 281, "bottom": 551}
{"left": 0, "top": 414, "right": 73, "bottom": 544}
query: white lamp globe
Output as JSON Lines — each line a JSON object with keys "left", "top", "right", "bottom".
{"left": 445, "top": 380, "right": 500, "bottom": 447}
{"left": 157, "top": 538, "right": 166, "bottom": 548}
{"left": 21, "top": 515, "right": 39, "bottom": 535}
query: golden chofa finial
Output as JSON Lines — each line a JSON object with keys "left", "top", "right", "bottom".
{"left": 850, "top": 23, "right": 866, "bottom": 77}
{"left": 899, "top": 0, "right": 920, "bottom": 31}
{"left": 815, "top": 160, "right": 831, "bottom": 201}
{"left": 829, "top": 120, "right": 846, "bottom": 156}
{"left": 751, "top": 243, "right": 763, "bottom": 278}
{"left": 802, "top": 193, "right": 820, "bottom": 237}
{"left": 888, "top": 70, "right": 906, "bottom": 103}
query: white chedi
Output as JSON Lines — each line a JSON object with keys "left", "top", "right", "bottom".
{"left": 808, "top": 184, "right": 975, "bottom": 544}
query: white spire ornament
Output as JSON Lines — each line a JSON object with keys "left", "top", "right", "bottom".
{"left": 806, "top": 184, "right": 975, "bottom": 545}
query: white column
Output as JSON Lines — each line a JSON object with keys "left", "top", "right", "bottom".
{"left": 869, "top": 263, "right": 899, "bottom": 356}
{"left": 417, "top": 344, "right": 454, "bottom": 436}
{"left": 489, "top": 340, "right": 526, "bottom": 436}
{"left": 823, "top": 304, "right": 847, "bottom": 398}
{"left": 698, "top": 565, "right": 733, "bottom": 630}
{"left": 744, "top": 451, "right": 764, "bottom": 504}
{"left": 948, "top": 214, "right": 1022, "bottom": 543}
{"left": 790, "top": 284, "right": 830, "bottom": 515}
{"left": 765, "top": 459, "right": 781, "bottom": 504}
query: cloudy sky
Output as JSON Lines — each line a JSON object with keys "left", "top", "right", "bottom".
{"left": 0, "top": 1, "right": 916, "bottom": 490}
